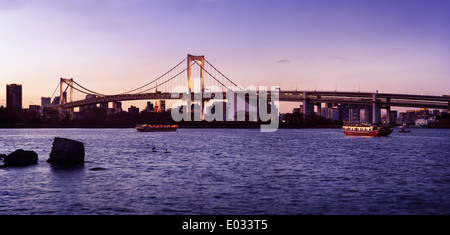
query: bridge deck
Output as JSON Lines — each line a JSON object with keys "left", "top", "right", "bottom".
{"left": 51, "top": 90, "right": 449, "bottom": 110}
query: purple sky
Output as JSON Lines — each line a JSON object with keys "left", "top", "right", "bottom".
{"left": 0, "top": 0, "right": 449, "bottom": 112}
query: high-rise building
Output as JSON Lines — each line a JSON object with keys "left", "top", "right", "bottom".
{"left": 80, "top": 94, "right": 97, "bottom": 112}
{"left": 41, "top": 97, "right": 51, "bottom": 107}
{"left": 6, "top": 84, "right": 22, "bottom": 112}
{"left": 146, "top": 101, "right": 154, "bottom": 112}
{"left": 100, "top": 102, "right": 109, "bottom": 113}
{"left": 159, "top": 100, "right": 166, "bottom": 112}
{"left": 360, "top": 109, "right": 370, "bottom": 124}
{"left": 389, "top": 110, "right": 398, "bottom": 124}
{"left": 51, "top": 92, "right": 67, "bottom": 105}
{"left": 404, "top": 110, "right": 416, "bottom": 125}
{"left": 128, "top": 106, "right": 140, "bottom": 115}
{"left": 29, "top": 105, "right": 40, "bottom": 112}
{"left": 113, "top": 101, "right": 122, "bottom": 113}
{"left": 349, "top": 108, "right": 360, "bottom": 124}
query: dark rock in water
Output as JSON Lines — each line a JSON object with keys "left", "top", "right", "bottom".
{"left": 47, "top": 137, "right": 85, "bottom": 165}
{"left": 0, "top": 154, "right": 6, "bottom": 160}
{"left": 4, "top": 149, "right": 38, "bottom": 166}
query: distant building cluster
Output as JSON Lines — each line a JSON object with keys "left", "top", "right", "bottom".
{"left": 1, "top": 84, "right": 40, "bottom": 123}
{"left": 1, "top": 84, "right": 170, "bottom": 124}
{"left": 63, "top": 98, "right": 168, "bottom": 121}
{"left": 1, "top": 84, "right": 448, "bottom": 127}
{"left": 285, "top": 102, "right": 448, "bottom": 127}
{"left": 289, "top": 103, "right": 376, "bottom": 124}
{"left": 397, "top": 108, "right": 443, "bottom": 127}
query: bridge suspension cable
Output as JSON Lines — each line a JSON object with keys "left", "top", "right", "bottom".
{"left": 71, "top": 80, "right": 106, "bottom": 97}
{"left": 135, "top": 67, "right": 188, "bottom": 94}
{"left": 53, "top": 57, "right": 188, "bottom": 100}
{"left": 118, "top": 57, "right": 187, "bottom": 95}
{"left": 191, "top": 59, "right": 243, "bottom": 92}
{"left": 204, "top": 58, "right": 239, "bottom": 88}
{"left": 62, "top": 81, "right": 102, "bottom": 97}
{"left": 51, "top": 55, "right": 245, "bottom": 107}
{"left": 50, "top": 82, "right": 60, "bottom": 101}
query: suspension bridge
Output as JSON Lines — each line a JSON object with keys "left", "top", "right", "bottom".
{"left": 48, "top": 54, "right": 450, "bottom": 123}
{"left": 49, "top": 55, "right": 239, "bottom": 115}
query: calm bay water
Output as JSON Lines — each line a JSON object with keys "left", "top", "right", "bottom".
{"left": 0, "top": 128, "right": 449, "bottom": 215}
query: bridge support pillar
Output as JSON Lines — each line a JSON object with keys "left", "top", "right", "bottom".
{"left": 302, "top": 92, "right": 308, "bottom": 121}
{"left": 385, "top": 98, "right": 391, "bottom": 125}
{"left": 59, "top": 78, "right": 63, "bottom": 118}
{"left": 372, "top": 93, "right": 381, "bottom": 124}
{"left": 385, "top": 106, "right": 391, "bottom": 124}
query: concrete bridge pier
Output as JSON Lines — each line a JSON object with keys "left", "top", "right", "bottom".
{"left": 384, "top": 98, "right": 391, "bottom": 124}
{"left": 302, "top": 92, "right": 309, "bottom": 121}
{"left": 385, "top": 106, "right": 391, "bottom": 124}
{"left": 372, "top": 93, "right": 381, "bottom": 124}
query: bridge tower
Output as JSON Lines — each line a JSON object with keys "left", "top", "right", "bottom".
{"left": 187, "top": 54, "right": 205, "bottom": 93}
{"left": 187, "top": 54, "right": 205, "bottom": 120}
{"left": 59, "top": 78, "right": 74, "bottom": 120}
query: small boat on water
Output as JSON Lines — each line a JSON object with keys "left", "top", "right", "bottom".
{"left": 135, "top": 124, "right": 178, "bottom": 132}
{"left": 398, "top": 124, "right": 411, "bottom": 133}
{"left": 342, "top": 124, "right": 393, "bottom": 137}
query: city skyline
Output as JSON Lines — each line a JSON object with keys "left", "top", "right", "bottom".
{"left": 2, "top": 82, "right": 447, "bottom": 127}
{"left": 1, "top": 0, "right": 449, "bottom": 112}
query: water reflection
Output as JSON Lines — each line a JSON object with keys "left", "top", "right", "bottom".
{"left": 0, "top": 128, "right": 449, "bottom": 215}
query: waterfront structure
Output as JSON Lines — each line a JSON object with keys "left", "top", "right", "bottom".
{"left": 112, "top": 101, "right": 122, "bottom": 113}
{"left": 360, "top": 109, "right": 370, "bottom": 124}
{"left": 29, "top": 105, "right": 40, "bottom": 112}
{"left": 159, "top": 100, "right": 166, "bottom": 112}
{"left": 6, "top": 84, "right": 22, "bottom": 112}
{"left": 80, "top": 94, "right": 97, "bottom": 112}
{"left": 128, "top": 105, "right": 140, "bottom": 115}
{"left": 404, "top": 110, "right": 416, "bottom": 125}
{"left": 349, "top": 108, "right": 360, "bottom": 124}
{"left": 415, "top": 118, "right": 434, "bottom": 127}
{"left": 321, "top": 107, "right": 340, "bottom": 121}
{"left": 41, "top": 97, "right": 51, "bottom": 107}
{"left": 51, "top": 92, "right": 67, "bottom": 105}
{"left": 389, "top": 110, "right": 398, "bottom": 124}
{"left": 143, "top": 101, "right": 154, "bottom": 112}
{"left": 43, "top": 55, "right": 449, "bottom": 122}
{"left": 100, "top": 102, "right": 109, "bottom": 112}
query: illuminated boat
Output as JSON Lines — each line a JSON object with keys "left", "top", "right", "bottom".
{"left": 342, "top": 124, "right": 392, "bottom": 137}
{"left": 135, "top": 124, "right": 178, "bottom": 132}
